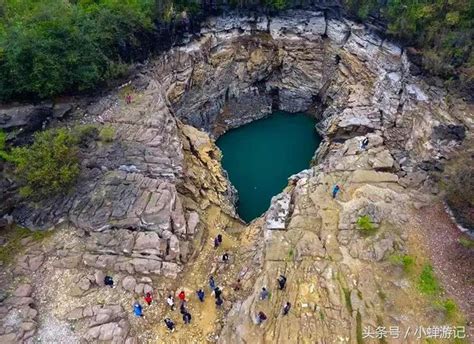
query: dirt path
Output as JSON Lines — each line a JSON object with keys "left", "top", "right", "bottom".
{"left": 409, "top": 203, "right": 474, "bottom": 326}
{"left": 131, "top": 205, "right": 260, "bottom": 343}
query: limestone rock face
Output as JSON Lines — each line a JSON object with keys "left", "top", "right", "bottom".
{"left": 0, "top": 9, "right": 472, "bottom": 344}
{"left": 265, "top": 193, "right": 292, "bottom": 230}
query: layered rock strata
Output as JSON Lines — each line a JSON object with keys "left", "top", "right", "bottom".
{"left": 0, "top": 9, "right": 472, "bottom": 343}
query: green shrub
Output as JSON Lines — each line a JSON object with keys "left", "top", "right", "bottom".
{"left": 10, "top": 128, "right": 80, "bottom": 198}
{"left": 418, "top": 264, "right": 441, "bottom": 296}
{"left": 73, "top": 124, "right": 99, "bottom": 144}
{"left": 344, "top": 0, "right": 474, "bottom": 89}
{"left": 442, "top": 299, "right": 457, "bottom": 319}
{"left": 356, "top": 215, "right": 376, "bottom": 235}
{"left": 458, "top": 237, "right": 474, "bottom": 249}
{"left": 389, "top": 254, "right": 415, "bottom": 273}
{"left": 0, "top": 130, "right": 12, "bottom": 161}
{"left": 99, "top": 126, "right": 115, "bottom": 143}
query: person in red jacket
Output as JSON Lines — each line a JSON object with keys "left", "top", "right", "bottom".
{"left": 144, "top": 292, "right": 153, "bottom": 306}
{"left": 178, "top": 290, "right": 186, "bottom": 302}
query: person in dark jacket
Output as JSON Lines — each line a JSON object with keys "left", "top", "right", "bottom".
{"left": 256, "top": 311, "right": 267, "bottom": 324}
{"left": 277, "top": 275, "right": 287, "bottom": 290}
{"left": 104, "top": 275, "right": 114, "bottom": 288}
{"left": 360, "top": 137, "right": 369, "bottom": 150}
{"left": 183, "top": 311, "right": 192, "bottom": 324}
{"left": 196, "top": 289, "right": 205, "bottom": 302}
{"left": 164, "top": 318, "right": 175, "bottom": 332}
{"left": 180, "top": 301, "right": 188, "bottom": 315}
{"left": 282, "top": 302, "right": 291, "bottom": 316}
{"left": 216, "top": 297, "right": 223, "bottom": 307}
{"left": 209, "top": 276, "right": 216, "bottom": 290}
{"left": 214, "top": 287, "right": 222, "bottom": 299}
{"left": 222, "top": 252, "right": 229, "bottom": 262}
{"left": 260, "top": 287, "right": 269, "bottom": 300}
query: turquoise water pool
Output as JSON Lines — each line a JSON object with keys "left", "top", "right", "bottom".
{"left": 216, "top": 111, "right": 321, "bottom": 222}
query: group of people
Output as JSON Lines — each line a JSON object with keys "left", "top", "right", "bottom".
{"left": 156, "top": 233, "right": 231, "bottom": 332}
{"left": 256, "top": 275, "right": 291, "bottom": 324}
{"left": 104, "top": 233, "right": 292, "bottom": 333}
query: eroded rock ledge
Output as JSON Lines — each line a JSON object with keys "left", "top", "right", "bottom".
{"left": 0, "top": 9, "right": 472, "bottom": 344}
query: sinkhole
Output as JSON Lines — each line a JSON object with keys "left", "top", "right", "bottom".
{"left": 216, "top": 111, "right": 321, "bottom": 222}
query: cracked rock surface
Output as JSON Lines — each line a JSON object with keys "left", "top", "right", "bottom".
{"left": 0, "top": 9, "right": 472, "bottom": 344}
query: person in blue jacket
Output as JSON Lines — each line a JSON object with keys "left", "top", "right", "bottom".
{"left": 332, "top": 184, "right": 341, "bottom": 199}
{"left": 133, "top": 302, "right": 143, "bottom": 317}
{"left": 196, "top": 289, "right": 205, "bottom": 302}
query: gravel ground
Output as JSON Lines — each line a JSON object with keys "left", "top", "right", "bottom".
{"left": 410, "top": 203, "right": 473, "bottom": 330}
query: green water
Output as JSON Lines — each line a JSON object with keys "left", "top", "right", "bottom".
{"left": 216, "top": 111, "right": 321, "bottom": 222}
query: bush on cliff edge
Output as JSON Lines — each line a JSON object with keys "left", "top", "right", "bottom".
{"left": 7, "top": 128, "right": 81, "bottom": 199}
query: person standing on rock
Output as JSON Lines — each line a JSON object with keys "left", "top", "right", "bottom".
{"left": 260, "top": 287, "right": 269, "bottom": 300}
{"left": 167, "top": 294, "right": 175, "bottom": 311}
{"left": 196, "top": 289, "right": 205, "bottom": 302}
{"left": 214, "top": 236, "right": 220, "bottom": 249}
{"left": 183, "top": 311, "right": 192, "bottom": 324}
{"left": 360, "top": 137, "right": 369, "bottom": 150}
{"left": 256, "top": 311, "right": 267, "bottom": 325}
{"left": 222, "top": 252, "right": 229, "bottom": 263}
{"left": 277, "top": 275, "right": 287, "bottom": 290}
{"left": 104, "top": 275, "right": 114, "bottom": 288}
{"left": 180, "top": 301, "right": 188, "bottom": 314}
{"left": 178, "top": 290, "right": 186, "bottom": 302}
{"left": 144, "top": 292, "right": 153, "bottom": 306}
{"left": 332, "top": 185, "right": 340, "bottom": 199}
{"left": 214, "top": 287, "right": 222, "bottom": 300}
{"left": 164, "top": 318, "right": 175, "bottom": 332}
{"left": 133, "top": 302, "right": 143, "bottom": 317}
{"left": 282, "top": 302, "right": 291, "bottom": 316}
{"left": 209, "top": 276, "right": 216, "bottom": 291}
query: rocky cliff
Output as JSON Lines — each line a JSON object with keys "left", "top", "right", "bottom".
{"left": 0, "top": 10, "right": 472, "bottom": 344}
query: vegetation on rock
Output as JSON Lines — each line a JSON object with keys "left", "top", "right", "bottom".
{"left": 0, "top": 0, "right": 471, "bottom": 102}
{"left": 389, "top": 253, "right": 415, "bottom": 273}
{"left": 99, "top": 126, "right": 116, "bottom": 143}
{"left": 5, "top": 128, "right": 81, "bottom": 199}
{"left": 356, "top": 214, "right": 376, "bottom": 234}
{"left": 0, "top": 225, "right": 53, "bottom": 264}
{"left": 344, "top": 0, "right": 473, "bottom": 90}
{"left": 417, "top": 264, "right": 441, "bottom": 296}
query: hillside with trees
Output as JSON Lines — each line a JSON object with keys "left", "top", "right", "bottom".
{"left": 0, "top": 0, "right": 472, "bottom": 102}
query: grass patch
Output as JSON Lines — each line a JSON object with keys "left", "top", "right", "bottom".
{"left": 458, "top": 237, "right": 474, "bottom": 249}
{"left": 441, "top": 299, "right": 457, "bottom": 320}
{"left": 356, "top": 311, "right": 363, "bottom": 344}
{"left": 319, "top": 311, "right": 325, "bottom": 320}
{"left": 99, "top": 126, "right": 115, "bottom": 143}
{"left": 389, "top": 253, "right": 415, "bottom": 273}
{"left": 417, "top": 264, "right": 441, "bottom": 296}
{"left": 343, "top": 288, "right": 353, "bottom": 314}
{"left": 356, "top": 215, "right": 377, "bottom": 235}
{"left": 0, "top": 226, "right": 53, "bottom": 264}
{"left": 287, "top": 248, "right": 295, "bottom": 261}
